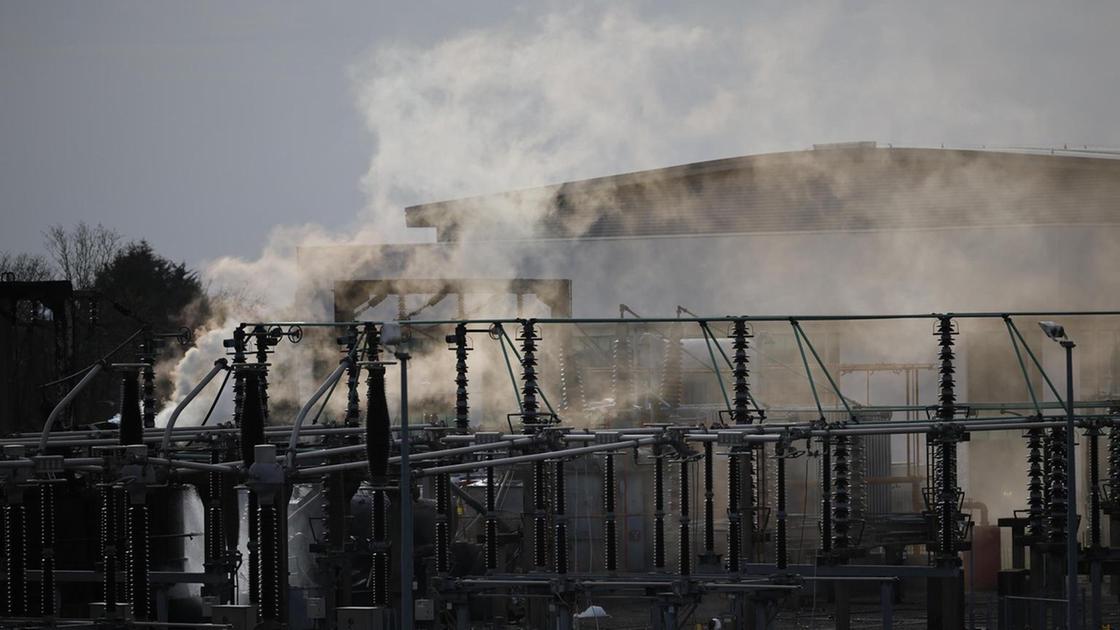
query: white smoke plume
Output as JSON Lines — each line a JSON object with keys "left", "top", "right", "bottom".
{"left": 158, "top": 4, "right": 1119, "bottom": 421}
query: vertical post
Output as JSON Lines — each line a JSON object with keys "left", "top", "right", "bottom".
{"left": 1062, "top": 341, "right": 1078, "bottom": 630}
{"left": 397, "top": 351, "right": 413, "bottom": 630}
{"left": 880, "top": 580, "right": 894, "bottom": 630}
{"left": 1088, "top": 421, "right": 1103, "bottom": 630}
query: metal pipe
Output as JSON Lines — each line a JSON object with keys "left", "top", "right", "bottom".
{"left": 147, "top": 457, "right": 236, "bottom": 474}
{"left": 414, "top": 438, "right": 657, "bottom": 477}
{"left": 160, "top": 359, "right": 228, "bottom": 455}
{"left": 293, "top": 437, "right": 540, "bottom": 477}
{"left": 39, "top": 362, "right": 103, "bottom": 452}
{"left": 286, "top": 358, "right": 352, "bottom": 469}
{"left": 241, "top": 310, "right": 1120, "bottom": 328}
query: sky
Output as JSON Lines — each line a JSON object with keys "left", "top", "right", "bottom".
{"left": 2, "top": 1, "right": 1119, "bottom": 270}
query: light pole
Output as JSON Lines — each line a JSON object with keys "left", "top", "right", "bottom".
{"left": 397, "top": 349, "right": 413, "bottom": 630}
{"left": 1038, "top": 321, "right": 1077, "bottom": 629}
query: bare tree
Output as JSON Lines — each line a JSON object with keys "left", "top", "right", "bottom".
{"left": 43, "top": 222, "right": 121, "bottom": 289}
{"left": 0, "top": 251, "right": 55, "bottom": 282}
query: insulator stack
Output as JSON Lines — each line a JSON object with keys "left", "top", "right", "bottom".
{"left": 776, "top": 448, "right": 788, "bottom": 570}
{"left": 343, "top": 326, "right": 361, "bottom": 425}
{"left": 257, "top": 504, "right": 282, "bottom": 621}
{"left": 729, "top": 319, "right": 756, "bottom": 564}
{"left": 520, "top": 320, "right": 541, "bottom": 431}
{"left": 557, "top": 339, "right": 570, "bottom": 412}
{"left": 484, "top": 457, "right": 497, "bottom": 572}
{"left": 936, "top": 318, "right": 957, "bottom": 421}
{"left": 832, "top": 436, "right": 851, "bottom": 551}
{"left": 239, "top": 371, "right": 265, "bottom": 605}
{"left": 703, "top": 441, "right": 715, "bottom": 554}
{"left": 319, "top": 474, "right": 337, "bottom": 557}
{"left": 1042, "top": 432, "right": 1052, "bottom": 510}
{"left": 820, "top": 436, "right": 833, "bottom": 556}
{"left": 731, "top": 319, "right": 753, "bottom": 425}
{"left": 612, "top": 323, "right": 634, "bottom": 411}
{"left": 141, "top": 365, "right": 156, "bottom": 429}
{"left": 253, "top": 326, "right": 272, "bottom": 425}
{"left": 1109, "top": 406, "right": 1120, "bottom": 510}
{"left": 849, "top": 436, "right": 867, "bottom": 523}
{"left": 934, "top": 317, "right": 960, "bottom": 560}
{"left": 435, "top": 473, "right": 451, "bottom": 576}
{"left": 126, "top": 502, "right": 150, "bottom": 620}
{"left": 603, "top": 453, "right": 617, "bottom": 572}
{"left": 119, "top": 371, "right": 143, "bottom": 446}
{"left": 532, "top": 459, "right": 547, "bottom": 569}
{"left": 678, "top": 458, "right": 691, "bottom": 576}
{"left": 205, "top": 447, "right": 224, "bottom": 561}
{"left": 100, "top": 485, "right": 118, "bottom": 612}
{"left": 229, "top": 329, "right": 246, "bottom": 427}
{"left": 39, "top": 483, "right": 55, "bottom": 616}
{"left": 140, "top": 330, "right": 156, "bottom": 429}
{"left": 1047, "top": 426, "right": 1069, "bottom": 543}
{"left": 370, "top": 489, "right": 389, "bottom": 607}
{"left": 452, "top": 324, "right": 470, "bottom": 430}
{"left": 660, "top": 325, "right": 683, "bottom": 410}
{"left": 1088, "top": 424, "right": 1101, "bottom": 547}
{"left": 5, "top": 503, "right": 26, "bottom": 616}
{"left": 1026, "top": 426, "right": 1046, "bottom": 538}
{"left": 653, "top": 446, "right": 666, "bottom": 569}
{"left": 727, "top": 446, "right": 741, "bottom": 572}
{"left": 576, "top": 363, "right": 588, "bottom": 413}
{"left": 554, "top": 460, "right": 568, "bottom": 575}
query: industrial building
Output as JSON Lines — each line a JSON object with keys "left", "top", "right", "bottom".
{"left": 1, "top": 143, "right": 1120, "bottom": 628}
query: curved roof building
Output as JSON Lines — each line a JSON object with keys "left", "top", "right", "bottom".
{"left": 405, "top": 144, "right": 1120, "bottom": 242}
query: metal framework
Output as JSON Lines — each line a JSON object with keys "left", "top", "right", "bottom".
{"left": 3, "top": 310, "right": 1120, "bottom": 628}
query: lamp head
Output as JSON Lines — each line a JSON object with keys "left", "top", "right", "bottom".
{"left": 1038, "top": 320, "right": 1067, "bottom": 342}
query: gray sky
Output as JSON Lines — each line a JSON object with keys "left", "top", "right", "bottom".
{"left": 3, "top": 1, "right": 1119, "bottom": 270}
